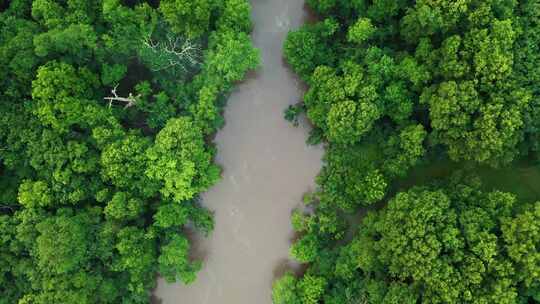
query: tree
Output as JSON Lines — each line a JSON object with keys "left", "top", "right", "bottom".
{"left": 139, "top": 31, "right": 202, "bottom": 74}
{"left": 0, "top": 214, "right": 25, "bottom": 304}
{"left": 273, "top": 273, "right": 301, "bottom": 304}
{"left": 104, "top": 192, "right": 144, "bottom": 220}
{"left": 284, "top": 19, "right": 337, "bottom": 80}
{"left": 33, "top": 24, "right": 98, "bottom": 63}
{"left": 113, "top": 226, "right": 156, "bottom": 298}
{"left": 158, "top": 234, "right": 201, "bottom": 284}
{"left": 279, "top": 1, "right": 540, "bottom": 304}
{"left": 502, "top": 202, "right": 540, "bottom": 300}
{"left": 347, "top": 18, "right": 375, "bottom": 43}
{"left": 298, "top": 275, "right": 327, "bottom": 304}
{"left": 287, "top": 0, "right": 538, "bottom": 166}
{"left": 352, "top": 181, "right": 536, "bottom": 303}
{"left": 272, "top": 272, "right": 327, "bottom": 304}
{"left": 146, "top": 117, "right": 220, "bottom": 203}
{"left": 217, "top": 0, "right": 252, "bottom": 33}
{"left": 18, "top": 180, "right": 53, "bottom": 208}
{"left": 31, "top": 61, "right": 102, "bottom": 132}
{"left": 100, "top": 134, "right": 159, "bottom": 198}
{"left": 153, "top": 202, "right": 190, "bottom": 229}
{"left": 159, "top": 0, "right": 214, "bottom": 38}
{"left": 35, "top": 208, "right": 92, "bottom": 275}
{"left": 0, "top": 16, "right": 40, "bottom": 100}
{"left": 1, "top": 0, "right": 258, "bottom": 302}
{"left": 200, "top": 29, "right": 259, "bottom": 90}
{"left": 327, "top": 100, "right": 380, "bottom": 144}
{"left": 382, "top": 124, "right": 427, "bottom": 178}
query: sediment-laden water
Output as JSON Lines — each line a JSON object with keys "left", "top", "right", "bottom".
{"left": 152, "top": 0, "right": 323, "bottom": 303}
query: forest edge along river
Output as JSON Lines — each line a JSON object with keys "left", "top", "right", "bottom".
{"left": 152, "top": 0, "right": 323, "bottom": 303}
{"left": 153, "top": 0, "right": 540, "bottom": 303}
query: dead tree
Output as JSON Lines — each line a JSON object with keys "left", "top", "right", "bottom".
{"left": 141, "top": 34, "right": 201, "bottom": 72}
{"left": 104, "top": 85, "right": 140, "bottom": 108}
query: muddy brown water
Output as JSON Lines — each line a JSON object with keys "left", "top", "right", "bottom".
{"left": 152, "top": 1, "right": 323, "bottom": 303}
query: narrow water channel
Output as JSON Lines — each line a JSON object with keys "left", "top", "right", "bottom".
{"left": 153, "top": 0, "right": 323, "bottom": 303}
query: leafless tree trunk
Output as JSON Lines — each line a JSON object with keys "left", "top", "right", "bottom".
{"left": 104, "top": 85, "right": 140, "bottom": 108}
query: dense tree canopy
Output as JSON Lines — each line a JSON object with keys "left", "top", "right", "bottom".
{"left": 0, "top": 0, "right": 258, "bottom": 303}
{"left": 285, "top": 0, "right": 540, "bottom": 166}
{"left": 275, "top": 177, "right": 540, "bottom": 303}
{"left": 277, "top": 1, "right": 540, "bottom": 304}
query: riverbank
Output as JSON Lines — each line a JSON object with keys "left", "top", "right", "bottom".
{"left": 152, "top": 0, "right": 323, "bottom": 303}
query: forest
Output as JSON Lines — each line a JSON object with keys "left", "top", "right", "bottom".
{"left": 275, "top": 0, "right": 540, "bottom": 303}
{"left": 2, "top": 0, "right": 540, "bottom": 304}
{"left": 0, "top": 0, "right": 258, "bottom": 303}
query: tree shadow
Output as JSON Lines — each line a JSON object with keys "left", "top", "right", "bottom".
{"left": 182, "top": 225, "right": 211, "bottom": 262}
{"left": 211, "top": 65, "right": 262, "bottom": 135}
{"left": 122, "top": 0, "right": 160, "bottom": 9}
{"left": 272, "top": 258, "right": 307, "bottom": 282}
{"left": 302, "top": 2, "right": 319, "bottom": 24}
{"left": 150, "top": 293, "right": 163, "bottom": 304}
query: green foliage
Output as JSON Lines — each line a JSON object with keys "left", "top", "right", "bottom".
{"left": 100, "top": 134, "right": 159, "bottom": 198}
{"left": 351, "top": 182, "right": 537, "bottom": 303}
{"left": 153, "top": 202, "right": 190, "bottom": 229}
{"left": 33, "top": 24, "right": 98, "bottom": 62}
{"left": 298, "top": 275, "right": 327, "bottom": 304}
{"left": 273, "top": 273, "right": 301, "bottom": 304}
{"left": 18, "top": 180, "right": 53, "bottom": 208}
{"left": 218, "top": 0, "right": 252, "bottom": 33}
{"left": 278, "top": 177, "right": 540, "bottom": 303}
{"left": 35, "top": 209, "right": 93, "bottom": 275}
{"left": 283, "top": 19, "right": 338, "bottom": 80}
{"left": 159, "top": 0, "right": 213, "bottom": 38}
{"left": 284, "top": 104, "right": 303, "bottom": 127}
{"left": 31, "top": 61, "right": 101, "bottom": 132}
{"left": 104, "top": 192, "right": 144, "bottom": 220}
{"left": 201, "top": 29, "right": 260, "bottom": 90}
{"left": 158, "top": 234, "right": 201, "bottom": 284}
{"left": 347, "top": 18, "right": 375, "bottom": 43}
{"left": 101, "top": 63, "right": 127, "bottom": 86}
{"left": 0, "top": 16, "right": 40, "bottom": 99}
{"left": 290, "top": 234, "right": 319, "bottom": 263}
{"left": 0, "top": 0, "right": 258, "bottom": 302}
{"left": 327, "top": 99, "right": 379, "bottom": 144}
{"left": 272, "top": 272, "right": 327, "bottom": 304}
{"left": 146, "top": 117, "right": 220, "bottom": 202}
{"left": 502, "top": 202, "right": 540, "bottom": 295}
{"left": 113, "top": 226, "right": 156, "bottom": 297}
{"left": 313, "top": 126, "right": 425, "bottom": 212}
{"left": 278, "top": 1, "right": 540, "bottom": 304}
{"left": 284, "top": 0, "right": 540, "bottom": 166}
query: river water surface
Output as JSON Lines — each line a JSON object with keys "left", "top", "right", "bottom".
{"left": 153, "top": 0, "right": 323, "bottom": 303}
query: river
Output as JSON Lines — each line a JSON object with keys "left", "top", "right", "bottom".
{"left": 152, "top": 0, "right": 323, "bottom": 303}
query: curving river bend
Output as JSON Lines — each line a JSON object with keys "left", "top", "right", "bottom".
{"left": 153, "top": 0, "right": 323, "bottom": 303}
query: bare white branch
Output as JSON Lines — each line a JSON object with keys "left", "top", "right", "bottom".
{"left": 104, "top": 85, "right": 140, "bottom": 109}
{"left": 141, "top": 33, "right": 201, "bottom": 72}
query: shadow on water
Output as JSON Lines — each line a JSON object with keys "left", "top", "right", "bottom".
{"left": 150, "top": 294, "right": 162, "bottom": 304}
{"left": 302, "top": 2, "right": 319, "bottom": 24}
{"left": 272, "top": 258, "right": 307, "bottom": 281}
{"left": 182, "top": 226, "right": 211, "bottom": 262}
{"left": 206, "top": 68, "right": 262, "bottom": 144}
